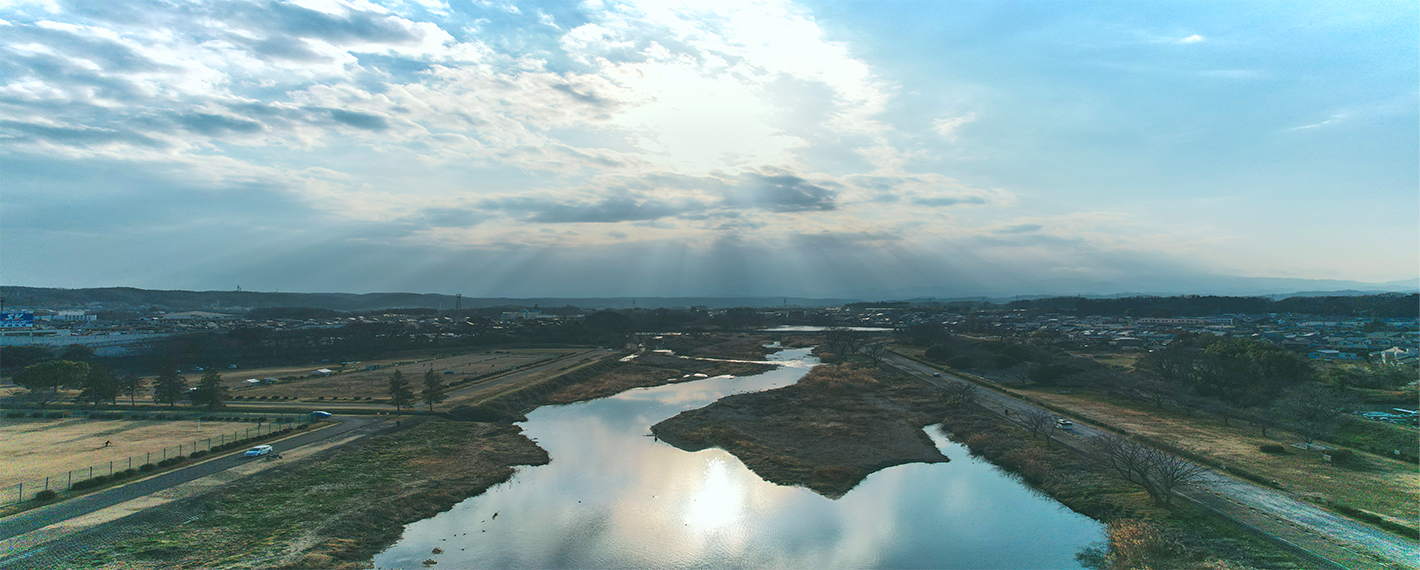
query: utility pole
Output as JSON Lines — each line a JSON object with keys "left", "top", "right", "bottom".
{"left": 455, "top": 294, "right": 462, "bottom": 311}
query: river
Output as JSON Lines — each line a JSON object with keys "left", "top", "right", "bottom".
{"left": 373, "top": 347, "right": 1104, "bottom": 569}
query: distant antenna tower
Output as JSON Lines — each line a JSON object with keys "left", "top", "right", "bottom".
{"left": 455, "top": 293, "right": 462, "bottom": 311}
{"left": 236, "top": 285, "right": 242, "bottom": 292}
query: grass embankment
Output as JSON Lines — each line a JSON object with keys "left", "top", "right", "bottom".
{"left": 652, "top": 365, "right": 950, "bottom": 498}
{"left": 545, "top": 353, "right": 773, "bottom": 404}
{"left": 940, "top": 405, "right": 1316, "bottom": 570}
{"left": 70, "top": 420, "right": 548, "bottom": 570}
{"left": 1017, "top": 387, "right": 1419, "bottom": 533}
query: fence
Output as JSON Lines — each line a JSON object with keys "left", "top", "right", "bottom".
{"left": 2, "top": 415, "right": 309, "bottom": 506}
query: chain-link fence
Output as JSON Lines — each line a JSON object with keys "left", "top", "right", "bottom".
{"left": 2, "top": 414, "right": 310, "bottom": 505}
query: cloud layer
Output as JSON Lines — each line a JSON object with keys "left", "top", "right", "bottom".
{"left": 2, "top": 0, "right": 1414, "bottom": 295}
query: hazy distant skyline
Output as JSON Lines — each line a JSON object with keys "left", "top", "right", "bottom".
{"left": 3, "top": 0, "right": 1416, "bottom": 297}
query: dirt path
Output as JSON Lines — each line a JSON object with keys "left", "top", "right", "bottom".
{"left": 884, "top": 353, "right": 1420, "bottom": 570}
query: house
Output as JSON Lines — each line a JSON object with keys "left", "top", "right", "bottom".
{"left": 1308, "top": 349, "right": 1359, "bottom": 361}
{"left": 1378, "top": 347, "right": 1420, "bottom": 365}
{"left": 312, "top": 368, "right": 335, "bottom": 376}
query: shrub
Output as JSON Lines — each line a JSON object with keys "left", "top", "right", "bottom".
{"left": 1259, "top": 444, "right": 1286, "bottom": 454}
{"left": 46, "top": 412, "right": 65, "bottom": 419}
{"left": 190, "top": 450, "right": 209, "bottom": 459}
{"left": 109, "top": 470, "right": 129, "bottom": 480}
{"left": 1326, "top": 450, "right": 1356, "bottom": 465}
{"left": 4, "top": 412, "right": 25, "bottom": 418}
{"left": 34, "top": 489, "right": 57, "bottom": 501}
{"left": 139, "top": 463, "right": 157, "bottom": 472}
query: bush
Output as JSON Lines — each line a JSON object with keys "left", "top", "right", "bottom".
{"left": 1325, "top": 449, "right": 1355, "bottom": 465}
{"left": 190, "top": 450, "right": 209, "bottom": 459}
{"left": 1259, "top": 444, "right": 1286, "bottom": 454}
{"left": 45, "top": 412, "right": 65, "bottom": 419}
{"left": 110, "top": 470, "right": 130, "bottom": 480}
{"left": 4, "top": 412, "right": 25, "bottom": 418}
{"left": 34, "top": 489, "right": 57, "bottom": 501}
{"left": 139, "top": 463, "right": 157, "bottom": 472}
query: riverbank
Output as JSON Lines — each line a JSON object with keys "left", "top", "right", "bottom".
{"left": 939, "top": 404, "right": 1321, "bottom": 570}
{"left": 652, "top": 364, "right": 950, "bottom": 498}
{"left": 545, "top": 353, "right": 773, "bottom": 404}
{"left": 59, "top": 420, "right": 548, "bottom": 569}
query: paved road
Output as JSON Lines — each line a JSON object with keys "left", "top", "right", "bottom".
{"left": 884, "top": 353, "right": 1420, "bottom": 570}
{"left": 0, "top": 415, "right": 382, "bottom": 542}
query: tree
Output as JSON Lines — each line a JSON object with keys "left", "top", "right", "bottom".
{"left": 76, "top": 365, "right": 119, "bottom": 405}
{"left": 152, "top": 369, "right": 188, "bottom": 407}
{"left": 191, "top": 371, "right": 229, "bottom": 410}
{"left": 941, "top": 382, "right": 980, "bottom": 408}
{"left": 422, "top": 369, "right": 448, "bottom": 412}
{"left": 1022, "top": 408, "right": 1058, "bottom": 446}
{"left": 1093, "top": 436, "right": 1208, "bottom": 507}
{"left": 59, "top": 344, "right": 96, "bottom": 362}
{"left": 863, "top": 342, "right": 889, "bottom": 367}
{"left": 14, "top": 360, "right": 90, "bottom": 406}
{"left": 824, "top": 327, "right": 863, "bottom": 356}
{"left": 117, "top": 373, "right": 145, "bottom": 407}
{"left": 1270, "top": 383, "right": 1355, "bottom": 447}
{"left": 388, "top": 370, "right": 414, "bottom": 412}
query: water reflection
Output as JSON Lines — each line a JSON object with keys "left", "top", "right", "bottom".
{"left": 374, "top": 348, "right": 1102, "bottom": 569}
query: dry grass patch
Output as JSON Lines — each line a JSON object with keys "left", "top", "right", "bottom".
{"left": 1021, "top": 388, "right": 1419, "bottom": 526}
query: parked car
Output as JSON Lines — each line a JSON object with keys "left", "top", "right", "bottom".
{"left": 309, "top": 411, "right": 333, "bottom": 419}
{"left": 1055, "top": 419, "right": 1074, "bottom": 430}
{"left": 244, "top": 445, "right": 273, "bottom": 457}
{"left": 932, "top": 373, "right": 942, "bottom": 378}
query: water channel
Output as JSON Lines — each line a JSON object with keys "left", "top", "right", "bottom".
{"left": 374, "top": 348, "right": 1104, "bottom": 569}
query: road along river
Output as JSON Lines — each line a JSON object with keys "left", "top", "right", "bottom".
{"left": 373, "top": 347, "right": 1104, "bottom": 569}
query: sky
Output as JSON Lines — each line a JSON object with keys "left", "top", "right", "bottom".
{"left": 2, "top": 0, "right": 1416, "bottom": 298}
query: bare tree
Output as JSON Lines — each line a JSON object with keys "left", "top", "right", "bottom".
{"left": 824, "top": 327, "right": 864, "bottom": 357}
{"left": 942, "top": 382, "right": 980, "bottom": 407}
{"left": 1005, "top": 362, "right": 1038, "bottom": 384}
{"left": 1093, "top": 436, "right": 1208, "bottom": 507}
{"left": 1022, "top": 408, "right": 1057, "bottom": 446}
{"left": 863, "top": 342, "right": 889, "bottom": 367}
{"left": 1270, "top": 383, "right": 1355, "bottom": 448}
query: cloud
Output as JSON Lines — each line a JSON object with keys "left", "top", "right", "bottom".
{"left": 1178, "top": 34, "right": 1205, "bottom": 44}
{"left": 1289, "top": 113, "right": 1347, "bottom": 131}
{"left": 731, "top": 171, "right": 837, "bottom": 213}
{"left": 326, "top": 108, "right": 391, "bottom": 131}
{"left": 931, "top": 113, "right": 976, "bottom": 140}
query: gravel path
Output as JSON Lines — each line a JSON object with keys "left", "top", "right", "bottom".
{"left": 884, "top": 353, "right": 1419, "bottom": 570}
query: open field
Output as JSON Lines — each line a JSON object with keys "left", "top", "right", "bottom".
{"left": 230, "top": 348, "right": 577, "bottom": 401}
{"left": 1018, "top": 387, "right": 1420, "bottom": 530}
{"left": 62, "top": 420, "right": 548, "bottom": 570}
{"left": 0, "top": 418, "right": 263, "bottom": 489}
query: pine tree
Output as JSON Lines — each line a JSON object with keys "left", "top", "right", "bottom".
{"left": 152, "top": 369, "right": 188, "bottom": 407}
{"left": 192, "top": 371, "right": 229, "bottom": 410}
{"left": 118, "top": 373, "right": 145, "bottom": 407}
{"left": 388, "top": 370, "right": 414, "bottom": 412}
{"left": 77, "top": 365, "right": 119, "bottom": 405}
{"left": 422, "top": 368, "right": 447, "bottom": 412}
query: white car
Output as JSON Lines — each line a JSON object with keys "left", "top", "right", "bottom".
{"left": 1055, "top": 419, "right": 1074, "bottom": 430}
{"left": 243, "top": 445, "right": 274, "bottom": 457}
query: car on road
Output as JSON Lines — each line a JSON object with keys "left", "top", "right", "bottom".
{"left": 932, "top": 373, "right": 942, "bottom": 377}
{"left": 244, "top": 445, "right": 274, "bottom": 457}
{"left": 309, "top": 411, "right": 333, "bottom": 419}
{"left": 1055, "top": 419, "right": 1074, "bottom": 430}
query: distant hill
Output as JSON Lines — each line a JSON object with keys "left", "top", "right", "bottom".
{"left": 0, "top": 287, "right": 855, "bottom": 312}
{"left": 999, "top": 293, "right": 1419, "bottom": 318}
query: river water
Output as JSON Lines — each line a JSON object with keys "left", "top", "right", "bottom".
{"left": 373, "top": 348, "right": 1104, "bottom": 569}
